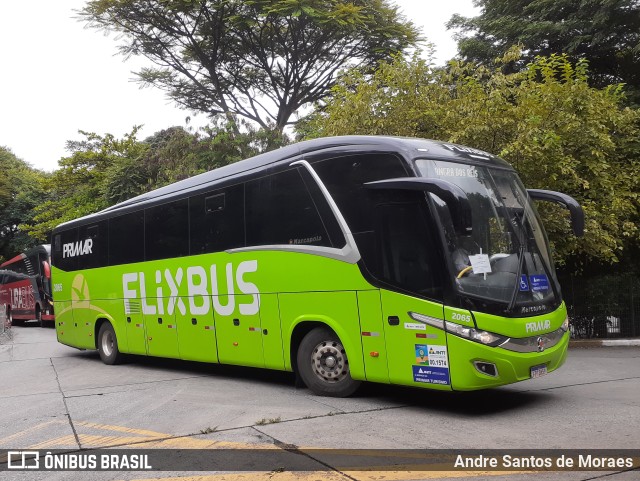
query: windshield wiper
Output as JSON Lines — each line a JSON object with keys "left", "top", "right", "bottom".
{"left": 507, "top": 244, "right": 525, "bottom": 312}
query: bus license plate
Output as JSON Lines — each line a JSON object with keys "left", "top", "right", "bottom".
{"left": 530, "top": 364, "right": 548, "bottom": 379}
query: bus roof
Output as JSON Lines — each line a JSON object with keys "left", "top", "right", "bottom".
{"left": 54, "top": 136, "right": 512, "bottom": 231}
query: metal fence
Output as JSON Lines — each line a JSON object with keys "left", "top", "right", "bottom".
{"left": 559, "top": 273, "right": 639, "bottom": 339}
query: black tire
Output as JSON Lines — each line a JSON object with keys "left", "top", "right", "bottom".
{"left": 296, "top": 327, "right": 360, "bottom": 397}
{"left": 97, "top": 322, "right": 124, "bottom": 365}
{"left": 8, "top": 308, "right": 21, "bottom": 326}
{"left": 36, "top": 306, "right": 44, "bottom": 328}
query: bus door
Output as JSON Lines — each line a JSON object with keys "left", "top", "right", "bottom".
{"left": 215, "top": 292, "right": 264, "bottom": 368}
{"left": 259, "top": 294, "right": 284, "bottom": 370}
{"left": 375, "top": 200, "right": 451, "bottom": 389}
{"left": 380, "top": 291, "right": 449, "bottom": 388}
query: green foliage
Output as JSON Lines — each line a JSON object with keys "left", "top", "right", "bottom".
{"left": 304, "top": 52, "right": 640, "bottom": 267}
{"left": 0, "top": 147, "right": 49, "bottom": 261}
{"left": 23, "top": 128, "right": 148, "bottom": 241}
{"left": 81, "top": 0, "right": 420, "bottom": 131}
{"left": 198, "top": 117, "right": 289, "bottom": 165}
{"left": 448, "top": 0, "right": 640, "bottom": 102}
{"left": 131, "top": 121, "right": 287, "bottom": 193}
{"left": 22, "top": 123, "right": 289, "bottom": 241}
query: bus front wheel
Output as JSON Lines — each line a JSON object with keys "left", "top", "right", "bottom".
{"left": 97, "top": 322, "right": 124, "bottom": 365}
{"left": 296, "top": 327, "right": 360, "bottom": 397}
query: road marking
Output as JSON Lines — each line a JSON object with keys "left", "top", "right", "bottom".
{"left": 117, "top": 474, "right": 350, "bottom": 481}
{"left": 347, "top": 470, "right": 522, "bottom": 479}
{"left": 76, "top": 421, "right": 172, "bottom": 438}
{"left": 18, "top": 421, "right": 527, "bottom": 480}
{"left": 116, "top": 471, "right": 520, "bottom": 481}
{"left": 25, "top": 421, "right": 275, "bottom": 449}
{"left": 74, "top": 434, "right": 273, "bottom": 449}
{"left": 30, "top": 434, "right": 79, "bottom": 449}
{"left": 0, "top": 420, "right": 65, "bottom": 446}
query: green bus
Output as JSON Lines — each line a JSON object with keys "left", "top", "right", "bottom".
{"left": 51, "top": 136, "right": 584, "bottom": 397}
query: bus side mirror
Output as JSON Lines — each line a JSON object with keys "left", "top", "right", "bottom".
{"left": 364, "top": 177, "right": 473, "bottom": 235}
{"left": 527, "top": 189, "right": 585, "bottom": 237}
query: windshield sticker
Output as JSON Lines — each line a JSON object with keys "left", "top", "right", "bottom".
{"left": 415, "top": 344, "right": 449, "bottom": 368}
{"left": 469, "top": 254, "right": 492, "bottom": 274}
{"left": 404, "top": 322, "right": 426, "bottom": 331}
{"left": 519, "top": 275, "right": 530, "bottom": 292}
{"left": 412, "top": 365, "right": 450, "bottom": 385}
{"left": 434, "top": 166, "right": 479, "bottom": 178}
{"left": 530, "top": 274, "right": 550, "bottom": 292}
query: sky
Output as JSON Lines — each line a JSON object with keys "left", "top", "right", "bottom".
{"left": 0, "top": 1, "right": 478, "bottom": 172}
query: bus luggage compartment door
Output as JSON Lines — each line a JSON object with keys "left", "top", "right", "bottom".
{"left": 177, "top": 295, "right": 218, "bottom": 363}
{"left": 124, "top": 298, "right": 147, "bottom": 355}
{"left": 145, "top": 308, "right": 180, "bottom": 359}
{"left": 215, "top": 293, "right": 265, "bottom": 368}
{"left": 55, "top": 300, "right": 76, "bottom": 346}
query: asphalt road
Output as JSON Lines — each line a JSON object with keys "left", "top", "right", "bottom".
{"left": 1, "top": 323, "right": 639, "bottom": 481}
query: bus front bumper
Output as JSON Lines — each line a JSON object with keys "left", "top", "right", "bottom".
{"left": 446, "top": 330, "right": 570, "bottom": 391}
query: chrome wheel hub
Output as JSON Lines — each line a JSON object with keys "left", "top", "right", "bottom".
{"left": 101, "top": 330, "right": 114, "bottom": 357}
{"left": 311, "top": 340, "right": 348, "bottom": 383}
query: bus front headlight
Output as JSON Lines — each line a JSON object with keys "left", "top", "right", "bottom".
{"left": 445, "top": 321, "right": 507, "bottom": 347}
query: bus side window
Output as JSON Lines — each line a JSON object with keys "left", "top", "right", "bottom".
{"left": 78, "top": 222, "right": 107, "bottom": 269}
{"left": 52, "top": 228, "right": 79, "bottom": 272}
{"left": 109, "top": 211, "right": 144, "bottom": 266}
{"left": 377, "top": 199, "right": 443, "bottom": 300}
{"left": 311, "top": 153, "right": 409, "bottom": 278}
{"left": 297, "top": 168, "right": 346, "bottom": 249}
{"left": 145, "top": 199, "right": 189, "bottom": 261}
{"left": 53, "top": 234, "right": 62, "bottom": 261}
{"left": 245, "top": 168, "right": 333, "bottom": 248}
{"left": 205, "top": 194, "right": 225, "bottom": 213}
{"left": 190, "top": 184, "right": 245, "bottom": 254}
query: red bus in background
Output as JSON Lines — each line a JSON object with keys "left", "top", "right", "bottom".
{"left": 0, "top": 245, "right": 55, "bottom": 327}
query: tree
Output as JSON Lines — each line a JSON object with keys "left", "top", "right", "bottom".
{"left": 0, "top": 147, "right": 49, "bottom": 261}
{"left": 136, "top": 119, "right": 288, "bottom": 192}
{"left": 23, "top": 123, "right": 290, "bottom": 240}
{"left": 303, "top": 52, "right": 640, "bottom": 267}
{"left": 448, "top": 0, "right": 640, "bottom": 100}
{"left": 23, "top": 129, "right": 148, "bottom": 241}
{"left": 81, "top": 0, "right": 420, "bottom": 133}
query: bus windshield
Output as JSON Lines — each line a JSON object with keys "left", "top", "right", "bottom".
{"left": 416, "top": 159, "right": 560, "bottom": 314}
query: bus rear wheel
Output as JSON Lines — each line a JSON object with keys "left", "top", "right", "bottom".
{"left": 296, "top": 327, "right": 360, "bottom": 397}
{"left": 8, "top": 308, "right": 22, "bottom": 326}
{"left": 97, "top": 322, "right": 124, "bottom": 365}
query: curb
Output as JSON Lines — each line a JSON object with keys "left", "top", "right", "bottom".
{"left": 569, "top": 338, "right": 640, "bottom": 348}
